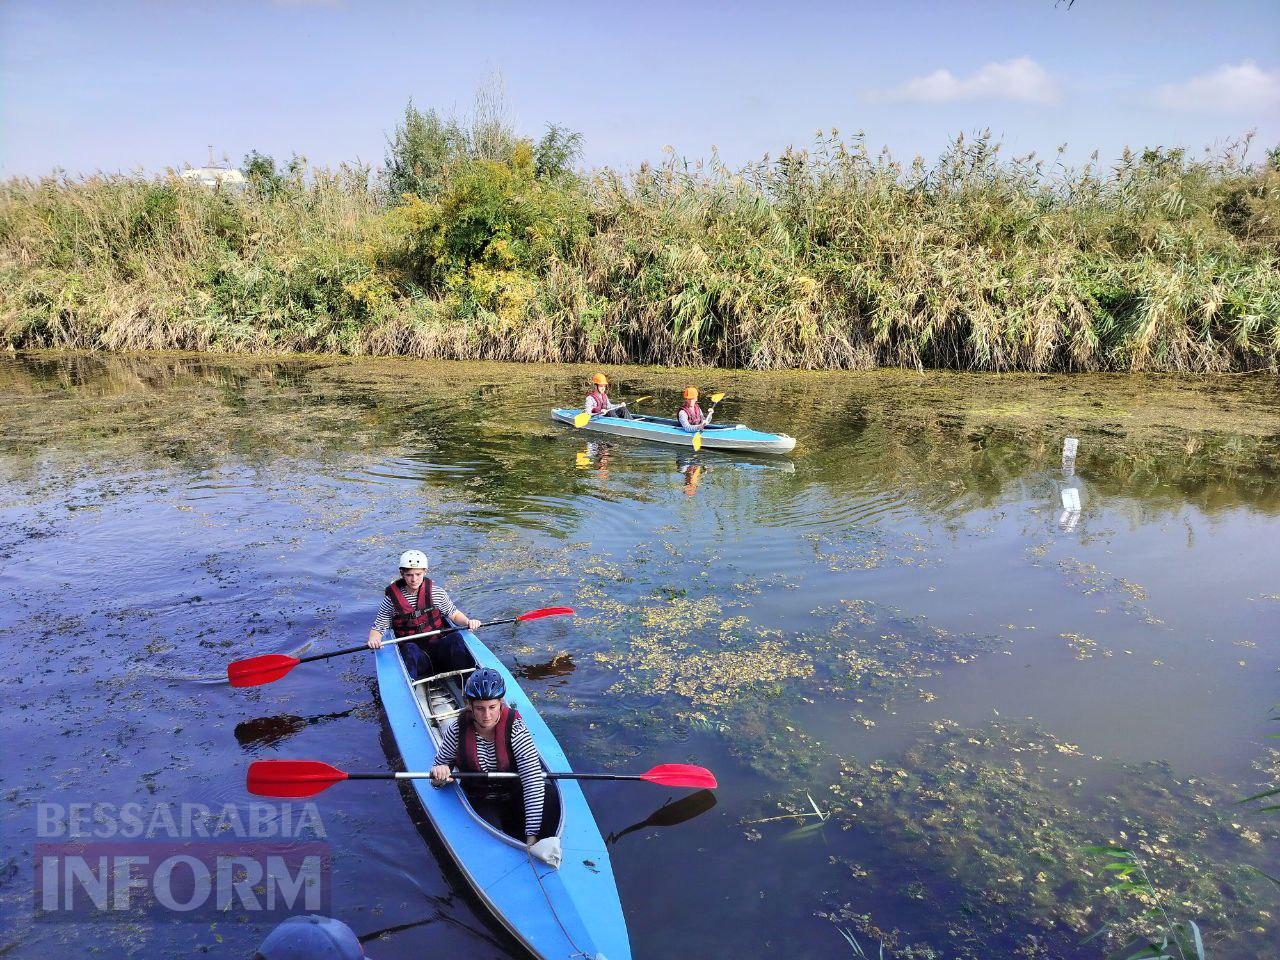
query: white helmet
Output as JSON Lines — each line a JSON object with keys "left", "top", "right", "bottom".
{"left": 398, "top": 549, "right": 428, "bottom": 571}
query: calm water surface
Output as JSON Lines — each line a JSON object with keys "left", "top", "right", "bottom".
{"left": 1, "top": 353, "right": 1278, "bottom": 959}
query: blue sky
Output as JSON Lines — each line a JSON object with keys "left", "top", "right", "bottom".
{"left": 1, "top": 0, "right": 1277, "bottom": 178}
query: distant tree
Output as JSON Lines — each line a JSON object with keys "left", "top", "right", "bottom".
{"left": 534, "top": 124, "right": 584, "bottom": 183}
{"left": 242, "top": 150, "right": 284, "bottom": 197}
{"left": 383, "top": 101, "right": 468, "bottom": 202}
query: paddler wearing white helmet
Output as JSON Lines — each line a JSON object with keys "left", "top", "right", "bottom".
{"left": 366, "top": 549, "right": 481, "bottom": 679}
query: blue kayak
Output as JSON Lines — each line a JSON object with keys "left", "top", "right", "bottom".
{"left": 552, "top": 409, "right": 796, "bottom": 455}
{"left": 375, "top": 634, "right": 631, "bottom": 960}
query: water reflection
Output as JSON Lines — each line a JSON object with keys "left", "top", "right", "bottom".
{"left": 234, "top": 709, "right": 356, "bottom": 749}
{"left": 678, "top": 459, "right": 706, "bottom": 496}
{"left": 606, "top": 790, "right": 718, "bottom": 845}
{"left": 514, "top": 652, "right": 577, "bottom": 682}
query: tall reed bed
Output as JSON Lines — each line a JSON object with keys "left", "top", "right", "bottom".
{"left": 2, "top": 126, "right": 1277, "bottom": 371}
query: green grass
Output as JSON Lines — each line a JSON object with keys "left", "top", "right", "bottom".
{"left": 2, "top": 116, "right": 1277, "bottom": 372}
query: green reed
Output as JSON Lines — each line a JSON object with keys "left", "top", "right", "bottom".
{"left": 2, "top": 115, "right": 1276, "bottom": 372}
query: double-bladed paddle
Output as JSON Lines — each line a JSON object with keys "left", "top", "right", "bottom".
{"left": 572, "top": 396, "right": 651, "bottom": 428}
{"left": 247, "top": 759, "right": 718, "bottom": 798}
{"left": 691, "top": 392, "right": 726, "bottom": 452}
{"left": 226, "top": 606, "right": 574, "bottom": 688}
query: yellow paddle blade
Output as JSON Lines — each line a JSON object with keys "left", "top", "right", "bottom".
{"left": 630, "top": 396, "right": 651, "bottom": 406}
{"left": 692, "top": 431, "right": 703, "bottom": 452}
{"left": 710, "top": 392, "right": 725, "bottom": 403}
{"left": 573, "top": 410, "right": 591, "bottom": 428}
{"left": 575, "top": 452, "right": 591, "bottom": 468}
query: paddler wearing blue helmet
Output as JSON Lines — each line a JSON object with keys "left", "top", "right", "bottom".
{"left": 253, "top": 914, "right": 364, "bottom": 960}
{"left": 366, "top": 549, "right": 480, "bottom": 680}
{"left": 430, "top": 668, "right": 547, "bottom": 847}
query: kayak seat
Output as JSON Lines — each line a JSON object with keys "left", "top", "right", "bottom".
{"left": 410, "top": 666, "right": 475, "bottom": 689}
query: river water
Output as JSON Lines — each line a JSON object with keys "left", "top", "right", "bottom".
{"left": 1, "top": 352, "right": 1278, "bottom": 959}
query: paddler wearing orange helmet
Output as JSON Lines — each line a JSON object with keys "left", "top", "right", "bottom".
{"left": 584, "top": 372, "right": 631, "bottom": 419}
{"left": 676, "top": 386, "right": 711, "bottom": 432}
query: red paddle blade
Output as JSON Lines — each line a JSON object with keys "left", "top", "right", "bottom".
{"left": 226, "top": 653, "right": 301, "bottom": 688}
{"left": 247, "top": 760, "right": 348, "bottom": 798}
{"left": 640, "top": 764, "right": 719, "bottom": 790}
{"left": 515, "top": 606, "right": 574, "bottom": 622}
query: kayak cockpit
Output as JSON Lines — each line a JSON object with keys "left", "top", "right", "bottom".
{"left": 613, "top": 413, "right": 734, "bottom": 430}
{"left": 407, "top": 651, "right": 565, "bottom": 846}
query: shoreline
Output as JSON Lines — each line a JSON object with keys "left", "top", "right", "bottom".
{"left": 6, "top": 344, "right": 1279, "bottom": 378}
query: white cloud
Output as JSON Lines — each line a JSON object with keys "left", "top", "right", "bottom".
{"left": 869, "top": 57, "right": 1059, "bottom": 105}
{"left": 1154, "top": 61, "right": 1280, "bottom": 113}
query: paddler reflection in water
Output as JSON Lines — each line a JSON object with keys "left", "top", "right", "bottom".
{"left": 576, "top": 441, "right": 611, "bottom": 478}
{"left": 431, "top": 668, "right": 548, "bottom": 848}
{"left": 366, "top": 549, "right": 481, "bottom": 680}
{"left": 678, "top": 458, "right": 706, "bottom": 496}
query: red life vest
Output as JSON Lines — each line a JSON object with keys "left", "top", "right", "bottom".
{"left": 681, "top": 402, "right": 704, "bottom": 426}
{"left": 586, "top": 389, "right": 610, "bottom": 414}
{"left": 457, "top": 704, "right": 520, "bottom": 773}
{"left": 385, "top": 578, "right": 450, "bottom": 638}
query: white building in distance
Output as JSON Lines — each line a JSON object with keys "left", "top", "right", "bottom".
{"left": 178, "top": 166, "right": 247, "bottom": 189}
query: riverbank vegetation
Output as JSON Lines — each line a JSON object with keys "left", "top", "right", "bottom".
{"left": 2, "top": 100, "right": 1278, "bottom": 371}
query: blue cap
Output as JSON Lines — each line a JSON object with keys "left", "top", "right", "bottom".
{"left": 254, "top": 915, "right": 364, "bottom": 960}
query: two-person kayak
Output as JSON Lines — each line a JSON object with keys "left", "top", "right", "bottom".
{"left": 552, "top": 409, "right": 796, "bottom": 455}
{"left": 374, "top": 629, "right": 632, "bottom": 960}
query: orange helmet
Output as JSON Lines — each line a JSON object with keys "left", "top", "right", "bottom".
{"left": 682, "top": 386, "right": 698, "bottom": 401}
{"left": 592, "top": 373, "right": 608, "bottom": 387}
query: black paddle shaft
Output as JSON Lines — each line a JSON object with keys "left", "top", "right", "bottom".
{"left": 453, "top": 772, "right": 649, "bottom": 782}
{"left": 339, "top": 771, "right": 646, "bottom": 782}
{"left": 297, "top": 616, "right": 521, "bottom": 665}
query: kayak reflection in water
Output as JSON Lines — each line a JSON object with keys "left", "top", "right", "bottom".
{"left": 585, "top": 372, "right": 631, "bottom": 419}
{"left": 365, "top": 549, "right": 480, "bottom": 680}
{"left": 430, "top": 668, "right": 549, "bottom": 849}
{"left": 676, "top": 386, "right": 711, "bottom": 432}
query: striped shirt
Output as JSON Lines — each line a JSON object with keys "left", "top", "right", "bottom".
{"left": 435, "top": 715, "right": 545, "bottom": 838}
{"left": 372, "top": 583, "right": 458, "bottom": 633}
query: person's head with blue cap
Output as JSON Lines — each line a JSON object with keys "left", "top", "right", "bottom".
{"left": 254, "top": 915, "right": 364, "bottom": 960}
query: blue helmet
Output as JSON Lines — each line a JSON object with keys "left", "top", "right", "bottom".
{"left": 254, "top": 915, "right": 363, "bottom": 960}
{"left": 464, "top": 667, "right": 506, "bottom": 701}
